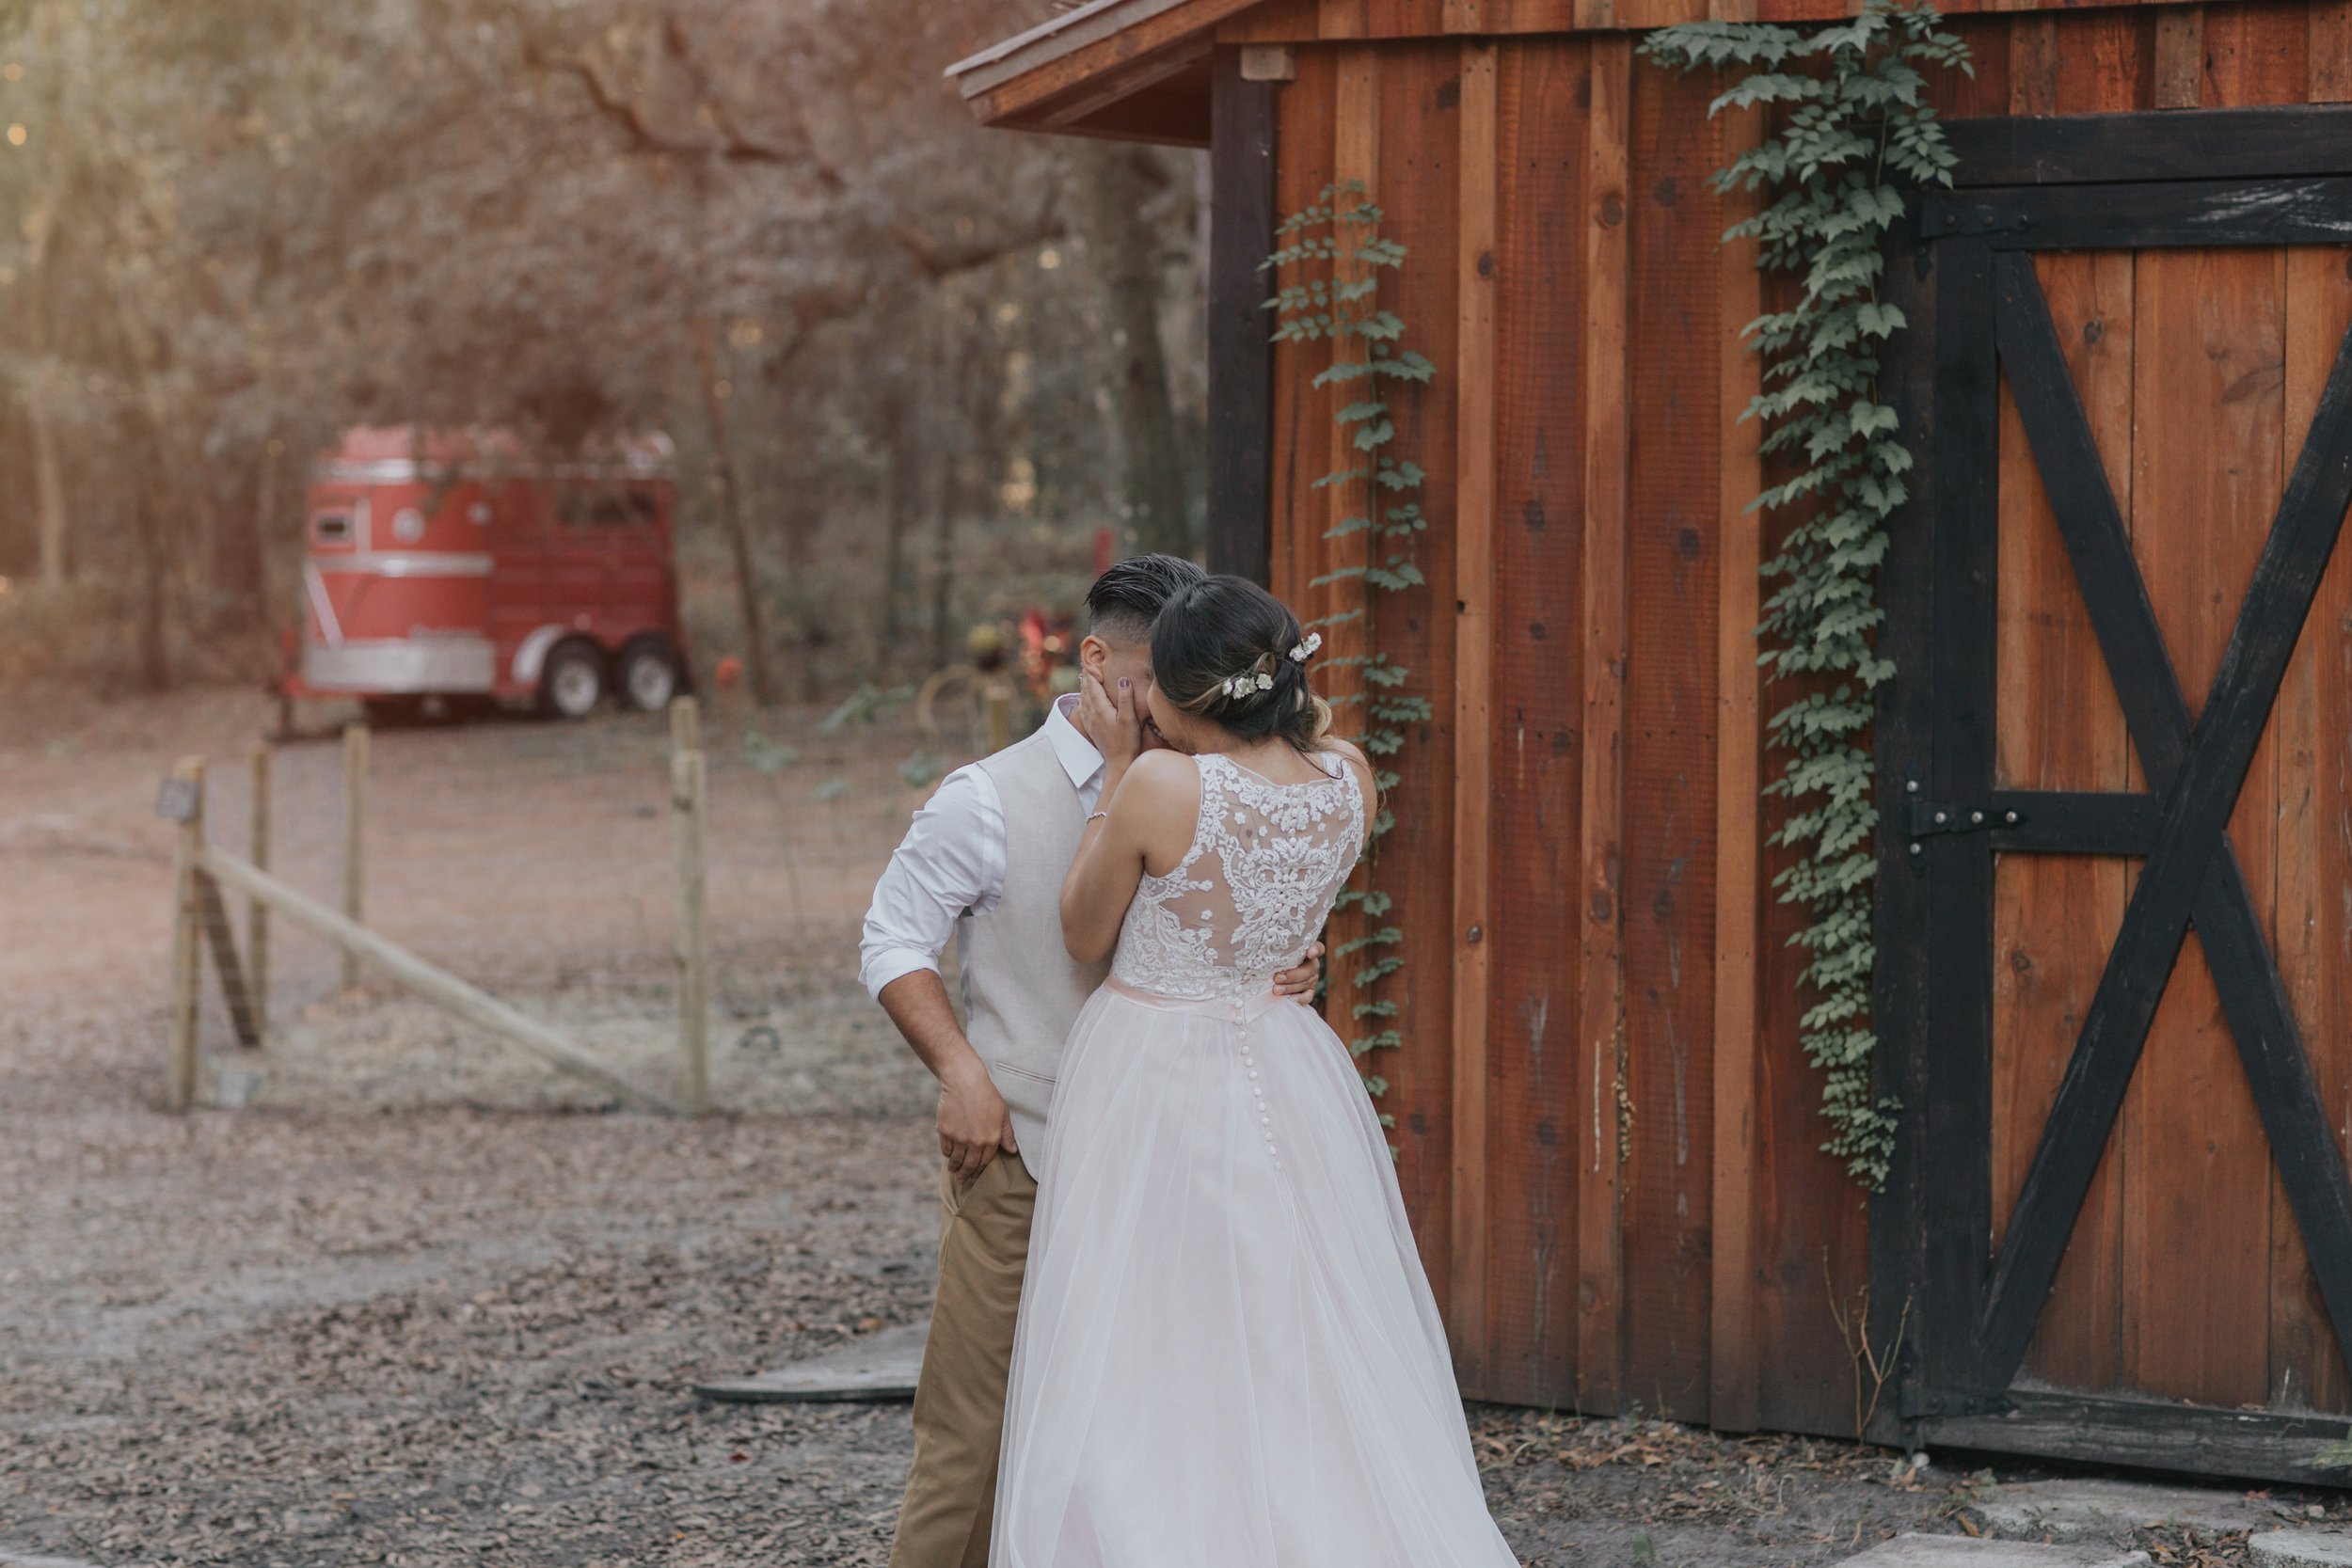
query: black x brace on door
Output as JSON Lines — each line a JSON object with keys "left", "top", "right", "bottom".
{"left": 1870, "top": 105, "right": 2352, "bottom": 1479}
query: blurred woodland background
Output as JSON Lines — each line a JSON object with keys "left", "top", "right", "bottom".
{"left": 0, "top": 0, "right": 1208, "bottom": 702}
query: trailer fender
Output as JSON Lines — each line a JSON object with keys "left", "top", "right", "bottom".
{"left": 512, "top": 625, "right": 573, "bottom": 688}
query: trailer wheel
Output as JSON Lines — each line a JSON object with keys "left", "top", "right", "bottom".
{"left": 617, "top": 638, "right": 682, "bottom": 713}
{"left": 540, "top": 641, "right": 606, "bottom": 719}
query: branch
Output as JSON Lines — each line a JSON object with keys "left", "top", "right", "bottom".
{"left": 890, "top": 189, "right": 1066, "bottom": 278}
{"left": 520, "top": 29, "right": 834, "bottom": 182}
{"left": 660, "top": 15, "right": 845, "bottom": 194}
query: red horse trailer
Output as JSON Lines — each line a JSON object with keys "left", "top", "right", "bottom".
{"left": 283, "top": 427, "right": 688, "bottom": 720}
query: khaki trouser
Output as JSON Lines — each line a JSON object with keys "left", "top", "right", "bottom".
{"left": 888, "top": 1149, "right": 1037, "bottom": 1568}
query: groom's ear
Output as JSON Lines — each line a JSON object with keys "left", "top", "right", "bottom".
{"left": 1077, "top": 634, "right": 1110, "bottom": 679}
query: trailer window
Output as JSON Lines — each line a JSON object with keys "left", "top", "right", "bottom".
{"left": 555, "top": 485, "right": 659, "bottom": 530}
{"left": 311, "top": 511, "right": 352, "bottom": 546}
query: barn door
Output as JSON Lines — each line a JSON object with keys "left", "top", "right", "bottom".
{"left": 1878, "top": 119, "right": 2352, "bottom": 1481}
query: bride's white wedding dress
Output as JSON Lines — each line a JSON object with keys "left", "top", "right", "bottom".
{"left": 991, "top": 750, "right": 1521, "bottom": 1567}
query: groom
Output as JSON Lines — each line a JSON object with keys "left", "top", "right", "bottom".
{"left": 860, "top": 553, "right": 1322, "bottom": 1568}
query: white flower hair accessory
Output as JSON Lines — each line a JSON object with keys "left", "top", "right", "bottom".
{"left": 1289, "top": 632, "right": 1323, "bottom": 663}
{"left": 1221, "top": 671, "right": 1276, "bottom": 699}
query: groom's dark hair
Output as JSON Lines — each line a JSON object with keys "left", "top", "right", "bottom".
{"left": 1085, "top": 553, "right": 1207, "bottom": 644}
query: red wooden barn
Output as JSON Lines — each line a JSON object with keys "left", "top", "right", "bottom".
{"left": 950, "top": 0, "right": 2352, "bottom": 1482}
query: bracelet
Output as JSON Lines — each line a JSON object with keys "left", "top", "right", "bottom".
{"left": 1086, "top": 811, "right": 1108, "bottom": 823}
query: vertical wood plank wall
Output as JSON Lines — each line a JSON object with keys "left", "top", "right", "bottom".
{"left": 1255, "top": 0, "right": 2352, "bottom": 1434}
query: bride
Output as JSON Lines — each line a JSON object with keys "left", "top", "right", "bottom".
{"left": 990, "top": 575, "right": 1520, "bottom": 1566}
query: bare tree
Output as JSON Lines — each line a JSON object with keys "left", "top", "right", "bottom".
{"left": 1067, "top": 141, "right": 1190, "bottom": 560}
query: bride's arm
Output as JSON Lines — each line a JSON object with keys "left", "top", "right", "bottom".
{"left": 1060, "top": 748, "right": 1196, "bottom": 964}
{"left": 1322, "top": 736, "right": 1380, "bottom": 853}
{"left": 1059, "top": 671, "right": 1197, "bottom": 963}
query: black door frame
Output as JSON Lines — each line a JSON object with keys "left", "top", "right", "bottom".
{"left": 1873, "top": 103, "right": 2352, "bottom": 1485}
{"left": 1205, "top": 48, "right": 1278, "bottom": 584}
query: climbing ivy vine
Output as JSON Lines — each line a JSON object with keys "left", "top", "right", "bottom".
{"left": 1264, "top": 180, "right": 1435, "bottom": 1129}
{"left": 1643, "top": 0, "right": 1970, "bottom": 1189}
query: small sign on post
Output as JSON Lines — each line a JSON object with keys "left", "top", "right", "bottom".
{"left": 154, "top": 773, "right": 200, "bottom": 824}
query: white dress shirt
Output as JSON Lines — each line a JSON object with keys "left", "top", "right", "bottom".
{"left": 859, "top": 692, "right": 1105, "bottom": 1001}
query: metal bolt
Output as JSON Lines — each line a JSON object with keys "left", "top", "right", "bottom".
{"left": 1970, "top": 811, "right": 1983, "bottom": 825}
{"left": 1910, "top": 843, "right": 1922, "bottom": 856}
{"left": 1934, "top": 811, "right": 1947, "bottom": 824}
{"left": 2005, "top": 811, "right": 2018, "bottom": 824}
{"left": 1906, "top": 780, "right": 1919, "bottom": 794}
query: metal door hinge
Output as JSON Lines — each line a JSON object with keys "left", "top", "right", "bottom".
{"left": 1902, "top": 776, "right": 2025, "bottom": 866}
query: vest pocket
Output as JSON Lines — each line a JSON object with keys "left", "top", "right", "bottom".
{"left": 990, "top": 1058, "right": 1056, "bottom": 1091}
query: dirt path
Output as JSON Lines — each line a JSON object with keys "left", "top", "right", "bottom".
{"left": 3, "top": 687, "right": 2329, "bottom": 1565}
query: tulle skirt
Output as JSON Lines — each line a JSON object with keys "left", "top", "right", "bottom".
{"left": 990, "top": 977, "right": 1522, "bottom": 1568}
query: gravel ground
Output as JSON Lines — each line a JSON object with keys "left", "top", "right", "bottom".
{"left": 4, "top": 686, "right": 2341, "bottom": 1567}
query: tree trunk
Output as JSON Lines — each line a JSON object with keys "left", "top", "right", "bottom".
{"left": 691, "top": 320, "right": 778, "bottom": 707}
{"left": 1068, "top": 141, "right": 1190, "bottom": 561}
{"left": 926, "top": 461, "right": 958, "bottom": 674}
{"left": 777, "top": 464, "right": 826, "bottom": 704}
{"left": 254, "top": 440, "right": 284, "bottom": 625}
{"left": 132, "top": 478, "right": 169, "bottom": 692}
{"left": 211, "top": 459, "right": 265, "bottom": 613}
{"left": 29, "top": 402, "right": 67, "bottom": 588}
{"left": 877, "top": 388, "right": 911, "bottom": 668}
{"left": 767, "top": 381, "right": 829, "bottom": 703}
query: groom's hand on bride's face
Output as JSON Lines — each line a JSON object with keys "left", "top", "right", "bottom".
{"left": 1273, "top": 941, "right": 1327, "bottom": 1004}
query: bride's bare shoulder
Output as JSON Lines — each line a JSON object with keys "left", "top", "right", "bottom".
{"left": 1118, "top": 749, "right": 1202, "bottom": 812}
{"left": 1320, "top": 736, "right": 1373, "bottom": 779}
{"left": 1118, "top": 750, "right": 1204, "bottom": 873}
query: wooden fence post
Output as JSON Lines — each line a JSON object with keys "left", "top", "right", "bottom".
{"left": 670, "top": 693, "right": 701, "bottom": 757}
{"left": 199, "top": 846, "right": 676, "bottom": 1112}
{"left": 248, "top": 743, "right": 271, "bottom": 1046}
{"left": 166, "top": 756, "right": 205, "bottom": 1111}
{"left": 674, "top": 740, "right": 710, "bottom": 1114}
{"left": 982, "top": 682, "right": 1012, "bottom": 754}
{"left": 342, "top": 721, "right": 367, "bottom": 989}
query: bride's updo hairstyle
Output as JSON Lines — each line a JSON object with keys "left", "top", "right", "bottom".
{"left": 1150, "top": 574, "right": 1333, "bottom": 752}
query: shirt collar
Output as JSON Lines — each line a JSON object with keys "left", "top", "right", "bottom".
{"left": 1043, "top": 691, "right": 1104, "bottom": 792}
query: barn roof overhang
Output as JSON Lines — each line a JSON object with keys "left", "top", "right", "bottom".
{"left": 943, "top": 0, "right": 1270, "bottom": 148}
{"left": 949, "top": 0, "right": 2231, "bottom": 148}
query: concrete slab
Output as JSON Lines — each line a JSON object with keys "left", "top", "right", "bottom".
{"left": 1979, "top": 1479, "right": 2274, "bottom": 1542}
{"left": 1837, "top": 1535, "right": 2149, "bottom": 1568}
{"left": 2250, "top": 1529, "right": 2352, "bottom": 1567}
{"left": 691, "top": 1319, "right": 928, "bottom": 1404}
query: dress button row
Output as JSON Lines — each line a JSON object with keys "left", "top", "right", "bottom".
{"left": 1242, "top": 1038, "right": 1279, "bottom": 1165}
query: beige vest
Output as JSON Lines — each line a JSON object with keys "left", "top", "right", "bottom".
{"left": 959, "top": 726, "right": 1109, "bottom": 1174}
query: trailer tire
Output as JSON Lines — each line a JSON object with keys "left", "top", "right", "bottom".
{"left": 539, "top": 641, "right": 607, "bottom": 720}
{"left": 617, "top": 637, "right": 682, "bottom": 713}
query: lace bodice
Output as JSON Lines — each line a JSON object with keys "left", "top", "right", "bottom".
{"left": 1109, "top": 751, "right": 1366, "bottom": 1002}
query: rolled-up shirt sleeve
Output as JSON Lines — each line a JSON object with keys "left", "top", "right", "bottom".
{"left": 858, "top": 764, "right": 1007, "bottom": 1002}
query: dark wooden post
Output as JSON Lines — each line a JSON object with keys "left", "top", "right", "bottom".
{"left": 1206, "top": 47, "right": 1279, "bottom": 584}
{"left": 166, "top": 757, "right": 205, "bottom": 1111}
{"left": 672, "top": 696, "right": 710, "bottom": 1117}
